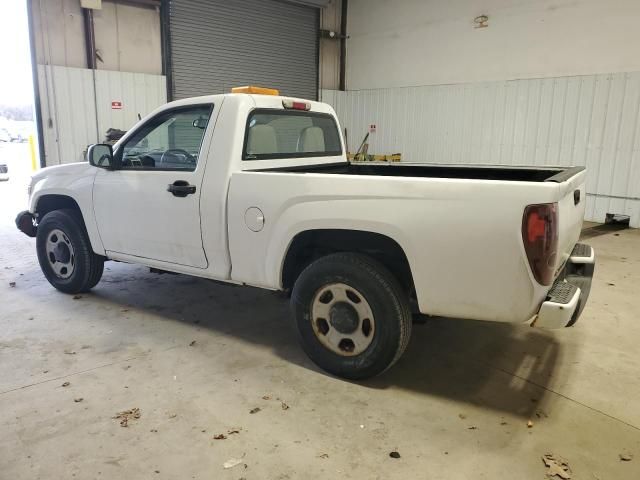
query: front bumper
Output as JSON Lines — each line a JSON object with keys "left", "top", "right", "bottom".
{"left": 15, "top": 210, "right": 37, "bottom": 237}
{"left": 532, "top": 243, "right": 595, "bottom": 329}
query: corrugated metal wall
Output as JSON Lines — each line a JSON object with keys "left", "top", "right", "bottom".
{"left": 322, "top": 71, "right": 640, "bottom": 227}
{"left": 168, "top": 0, "right": 319, "bottom": 100}
{"left": 38, "top": 65, "right": 166, "bottom": 166}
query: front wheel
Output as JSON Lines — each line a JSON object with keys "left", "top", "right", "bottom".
{"left": 291, "top": 253, "right": 412, "bottom": 380}
{"left": 36, "top": 209, "right": 104, "bottom": 294}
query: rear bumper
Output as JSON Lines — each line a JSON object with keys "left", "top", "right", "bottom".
{"left": 532, "top": 243, "right": 595, "bottom": 329}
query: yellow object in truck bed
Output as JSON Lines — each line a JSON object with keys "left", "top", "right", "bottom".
{"left": 348, "top": 152, "right": 402, "bottom": 162}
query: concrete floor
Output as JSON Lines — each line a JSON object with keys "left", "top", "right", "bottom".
{"left": 1, "top": 145, "right": 639, "bottom": 479}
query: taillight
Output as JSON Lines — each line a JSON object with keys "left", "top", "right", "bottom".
{"left": 522, "top": 203, "right": 558, "bottom": 286}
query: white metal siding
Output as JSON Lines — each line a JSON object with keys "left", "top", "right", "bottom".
{"left": 38, "top": 65, "right": 166, "bottom": 166}
{"left": 94, "top": 70, "right": 167, "bottom": 135}
{"left": 38, "top": 66, "right": 97, "bottom": 165}
{"left": 322, "top": 71, "right": 640, "bottom": 227}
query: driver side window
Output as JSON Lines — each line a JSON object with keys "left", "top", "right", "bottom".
{"left": 119, "top": 104, "right": 213, "bottom": 171}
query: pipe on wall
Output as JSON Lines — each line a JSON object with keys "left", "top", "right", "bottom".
{"left": 159, "top": 0, "right": 173, "bottom": 100}
{"left": 339, "top": 0, "right": 347, "bottom": 91}
{"left": 82, "top": 8, "right": 97, "bottom": 70}
{"left": 26, "top": 0, "right": 46, "bottom": 168}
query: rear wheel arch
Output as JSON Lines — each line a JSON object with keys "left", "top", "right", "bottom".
{"left": 281, "top": 229, "right": 416, "bottom": 296}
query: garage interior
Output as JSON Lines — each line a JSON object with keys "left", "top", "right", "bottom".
{"left": 1, "top": 0, "right": 640, "bottom": 478}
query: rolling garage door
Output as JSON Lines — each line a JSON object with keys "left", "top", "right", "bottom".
{"left": 168, "top": 0, "right": 319, "bottom": 100}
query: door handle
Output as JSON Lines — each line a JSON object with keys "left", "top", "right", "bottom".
{"left": 167, "top": 180, "right": 196, "bottom": 197}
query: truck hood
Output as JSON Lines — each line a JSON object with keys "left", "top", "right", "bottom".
{"left": 31, "top": 162, "right": 94, "bottom": 183}
{"left": 29, "top": 162, "right": 98, "bottom": 202}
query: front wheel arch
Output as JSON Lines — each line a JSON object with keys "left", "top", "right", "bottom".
{"left": 35, "top": 194, "right": 83, "bottom": 224}
{"left": 33, "top": 193, "right": 105, "bottom": 256}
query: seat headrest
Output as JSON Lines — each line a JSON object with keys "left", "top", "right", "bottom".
{"left": 298, "top": 126, "right": 325, "bottom": 152}
{"left": 247, "top": 124, "right": 277, "bottom": 155}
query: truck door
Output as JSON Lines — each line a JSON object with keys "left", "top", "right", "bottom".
{"left": 92, "top": 103, "right": 215, "bottom": 269}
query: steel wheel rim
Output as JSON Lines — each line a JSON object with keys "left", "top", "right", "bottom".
{"left": 311, "top": 283, "right": 375, "bottom": 356}
{"left": 45, "top": 228, "right": 75, "bottom": 279}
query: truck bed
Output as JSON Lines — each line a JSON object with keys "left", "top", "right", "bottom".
{"left": 260, "top": 162, "right": 584, "bottom": 183}
{"left": 230, "top": 159, "right": 587, "bottom": 323}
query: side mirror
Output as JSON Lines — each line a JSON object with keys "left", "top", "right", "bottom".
{"left": 87, "top": 144, "right": 114, "bottom": 169}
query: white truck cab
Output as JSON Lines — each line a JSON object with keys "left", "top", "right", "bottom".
{"left": 16, "top": 87, "right": 595, "bottom": 379}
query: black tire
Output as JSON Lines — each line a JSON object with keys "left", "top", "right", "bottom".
{"left": 291, "top": 252, "right": 412, "bottom": 380}
{"left": 36, "top": 209, "right": 104, "bottom": 294}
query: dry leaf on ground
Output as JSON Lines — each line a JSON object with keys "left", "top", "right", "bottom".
{"left": 113, "top": 407, "right": 141, "bottom": 427}
{"left": 223, "top": 457, "right": 245, "bottom": 469}
{"left": 542, "top": 454, "right": 572, "bottom": 479}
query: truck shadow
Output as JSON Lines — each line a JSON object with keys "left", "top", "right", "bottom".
{"left": 368, "top": 317, "right": 562, "bottom": 419}
{"left": 92, "top": 263, "right": 564, "bottom": 420}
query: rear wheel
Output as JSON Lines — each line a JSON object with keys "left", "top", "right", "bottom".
{"left": 291, "top": 253, "right": 412, "bottom": 380}
{"left": 36, "top": 209, "right": 104, "bottom": 294}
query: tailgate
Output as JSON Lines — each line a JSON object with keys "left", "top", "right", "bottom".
{"left": 553, "top": 169, "right": 587, "bottom": 275}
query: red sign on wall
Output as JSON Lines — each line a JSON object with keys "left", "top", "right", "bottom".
{"left": 111, "top": 101, "right": 123, "bottom": 110}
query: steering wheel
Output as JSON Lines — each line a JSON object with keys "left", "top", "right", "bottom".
{"left": 160, "top": 149, "right": 196, "bottom": 166}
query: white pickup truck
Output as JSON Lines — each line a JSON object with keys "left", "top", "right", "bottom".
{"left": 16, "top": 87, "right": 595, "bottom": 379}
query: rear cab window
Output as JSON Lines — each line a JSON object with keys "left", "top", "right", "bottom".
{"left": 243, "top": 109, "right": 342, "bottom": 160}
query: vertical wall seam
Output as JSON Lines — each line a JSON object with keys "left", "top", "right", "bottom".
{"left": 569, "top": 77, "right": 583, "bottom": 166}
{"left": 593, "top": 76, "right": 613, "bottom": 195}
{"left": 608, "top": 74, "right": 628, "bottom": 198}
{"left": 622, "top": 77, "right": 640, "bottom": 200}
